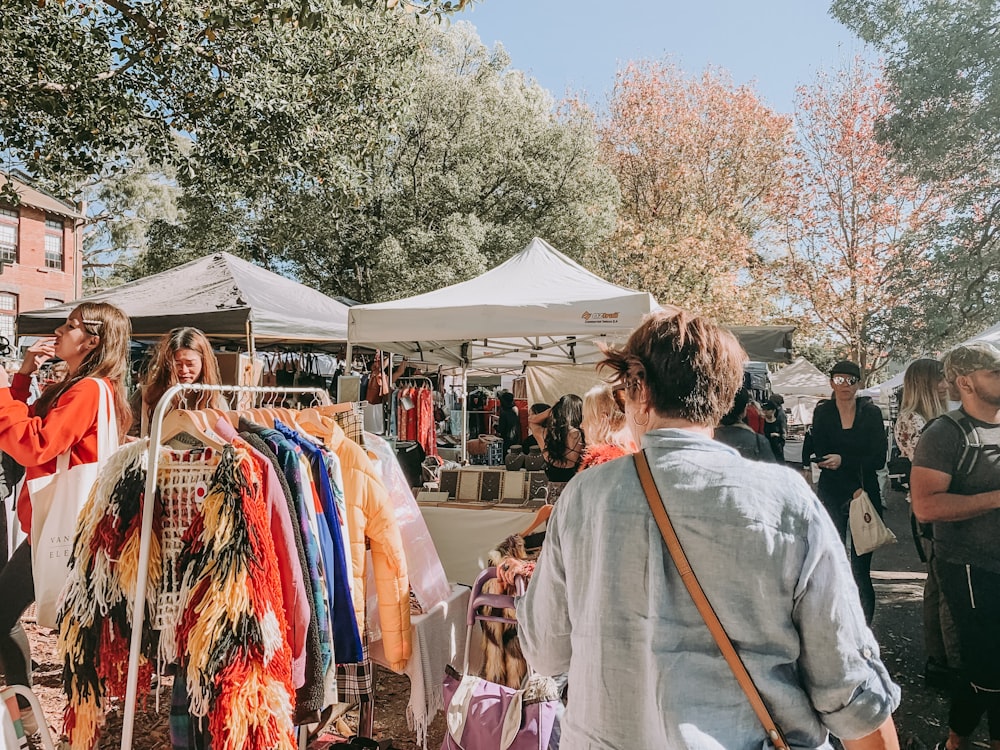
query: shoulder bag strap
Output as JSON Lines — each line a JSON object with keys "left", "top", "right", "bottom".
{"left": 633, "top": 450, "right": 789, "bottom": 750}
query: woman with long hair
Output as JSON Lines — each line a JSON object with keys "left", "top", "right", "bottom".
{"left": 894, "top": 357, "right": 956, "bottom": 688}
{"left": 0, "top": 302, "right": 132, "bottom": 715}
{"left": 528, "top": 393, "right": 586, "bottom": 481}
{"left": 136, "top": 326, "right": 226, "bottom": 436}
{"left": 578, "top": 384, "right": 635, "bottom": 470}
{"left": 895, "top": 358, "right": 949, "bottom": 461}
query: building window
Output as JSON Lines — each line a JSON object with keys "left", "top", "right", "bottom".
{"left": 0, "top": 208, "right": 17, "bottom": 265}
{"left": 0, "top": 292, "right": 17, "bottom": 342}
{"left": 44, "top": 218, "right": 63, "bottom": 270}
{"left": 44, "top": 298, "right": 63, "bottom": 308}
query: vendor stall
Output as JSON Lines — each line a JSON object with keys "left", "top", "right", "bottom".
{"left": 17, "top": 251, "right": 350, "bottom": 352}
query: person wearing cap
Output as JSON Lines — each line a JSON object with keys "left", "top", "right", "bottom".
{"left": 911, "top": 342, "right": 1000, "bottom": 750}
{"left": 810, "top": 360, "right": 888, "bottom": 624}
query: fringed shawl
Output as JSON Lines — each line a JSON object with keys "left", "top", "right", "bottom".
{"left": 59, "top": 441, "right": 295, "bottom": 750}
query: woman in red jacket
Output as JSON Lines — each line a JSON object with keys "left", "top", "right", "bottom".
{"left": 0, "top": 301, "right": 131, "bottom": 707}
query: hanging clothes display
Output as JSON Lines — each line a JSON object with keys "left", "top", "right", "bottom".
{"left": 60, "top": 441, "right": 296, "bottom": 750}
{"left": 57, "top": 390, "right": 414, "bottom": 750}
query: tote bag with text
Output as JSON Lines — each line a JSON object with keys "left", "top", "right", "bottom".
{"left": 27, "top": 378, "right": 118, "bottom": 628}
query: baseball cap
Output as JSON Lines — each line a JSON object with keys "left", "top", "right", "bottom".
{"left": 830, "top": 360, "right": 861, "bottom": 379}
{"left": 943, "top": 342, "right": 1000, "bottom": 383}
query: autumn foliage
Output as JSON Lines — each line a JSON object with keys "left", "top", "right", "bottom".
{"left": 594, "top": 61, "right": 792, "bottom": 323}
{"left": 775, "top": 62, "right": 947, "bottom": 381}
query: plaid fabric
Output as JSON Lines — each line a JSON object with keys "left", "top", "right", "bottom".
{"left": 170, "top": 674, "right": 208, "bottom": 750}
{"left": 334, "top": 405, "right": 367, "bottom": 449}
{"left": 336, "top": 640, "right": 374, "bottom": 704}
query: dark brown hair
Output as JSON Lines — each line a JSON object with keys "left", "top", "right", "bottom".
{"left": 599, "top": 309, "right": 747, "bottom": 425}
{"left": 142, "top": 327, "right": 225, "bottom": 422}
{"left": 34, "top": 301, "right": 133, "bottom": 439}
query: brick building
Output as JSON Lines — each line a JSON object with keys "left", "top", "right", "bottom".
{"left": 0, "top": 173, "right": 84, "bottom": 345}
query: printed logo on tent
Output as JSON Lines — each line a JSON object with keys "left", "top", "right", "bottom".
{"left": 582, "top": 311, "right": 621, "bottom": 324}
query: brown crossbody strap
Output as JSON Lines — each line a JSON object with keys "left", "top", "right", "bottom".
{"left": 634, "top": 450, "right": 789, "bottom": 750}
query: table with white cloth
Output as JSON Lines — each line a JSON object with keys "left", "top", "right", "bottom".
{"left": 417, "top": 504, "right": 536, "bottom": 585}
{"left": 370, "top": 583, "right": 472, "bottom": 749}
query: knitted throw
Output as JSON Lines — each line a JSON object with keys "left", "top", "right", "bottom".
{"left": 58, "top": 441, "right": 295, "bottom": 750}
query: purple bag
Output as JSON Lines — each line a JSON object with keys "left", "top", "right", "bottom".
{"left": 441, "top": 665, "right": 558, "bottom": 750}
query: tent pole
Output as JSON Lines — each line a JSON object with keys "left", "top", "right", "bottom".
{"left": 246, "top": 317, "right": 256, "bottom": 358}
{"left": 461, "top": 366, "right": 468, "bottom": 463}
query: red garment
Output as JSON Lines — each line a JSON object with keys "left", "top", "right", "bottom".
{"left": 514, "top": 399, "right": 529, "bottom": 442}
{"left": 578, "top": 443, "right": 630, "bottom": 472}
{"left": 0, "top": 374, "right": 107, "bottom": 534}
{"left": 417, "top": 387, "right": 437, "bottom": 457}
{"left": 745, "top": 404, "right": 765, "bottom": 434}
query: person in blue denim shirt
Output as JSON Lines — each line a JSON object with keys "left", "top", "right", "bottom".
{"left": 509, "top": 309, "right": 900, "bottom": 750}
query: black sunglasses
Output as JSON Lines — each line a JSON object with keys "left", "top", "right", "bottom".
{"left": 831, "top": 374, "right": 859, "bottom": 386}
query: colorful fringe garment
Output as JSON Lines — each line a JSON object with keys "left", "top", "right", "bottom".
{"left": 58, "top": 441, "right": 296, "bottom": 750}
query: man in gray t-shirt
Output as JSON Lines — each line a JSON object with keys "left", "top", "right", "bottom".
{"left": 912, "top": 342, "right": 1000, "bottom": 749}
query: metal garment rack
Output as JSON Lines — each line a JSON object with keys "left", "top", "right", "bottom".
{"left": 120, "top": 383, "right": 332, "bottom": 750}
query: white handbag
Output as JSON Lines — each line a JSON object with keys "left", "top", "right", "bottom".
{"left": 848, "top": 489, "right": 896, "bottom": 555}
{"left": 27, "top": 378, "right": 118, "bottom": 628}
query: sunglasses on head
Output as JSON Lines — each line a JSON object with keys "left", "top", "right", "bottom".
{"left": 832, "top": 374, "right": 859, "bottom": 386}
{"left": 612, "top": 383, "right": 627, "bottom": 411}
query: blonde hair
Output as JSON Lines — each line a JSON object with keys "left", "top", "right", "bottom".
{"left": 900, "top": 358, "right": 947, "bottom": 423}
{"left": 583, "top": 384, "right": 631, "bottom": 450}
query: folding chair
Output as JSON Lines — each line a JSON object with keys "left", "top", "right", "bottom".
{"left": 0, "top": 685, "right": 56, "bottom": 750}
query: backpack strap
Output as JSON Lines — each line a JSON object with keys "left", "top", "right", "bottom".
{"left": 938, "top": 410, "right": 981, "bottom": 476}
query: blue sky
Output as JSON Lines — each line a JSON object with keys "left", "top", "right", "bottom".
{"left": 458, "top": 0, "right": 869, "bottom": 114}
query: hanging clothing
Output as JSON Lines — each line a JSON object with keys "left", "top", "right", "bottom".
{"left": 213, "top": 418, "right": 309, "bottom": 688}
{"left": 242, "top": 419, "right": 332, "bottom": 715}
{"left": 416, "top": 387, "right": 437, "bottom": 457}
{"left": 60, "top": 441, "right": 296, "bottom": 750}
{"left": 275, "top": 420, "right": 362, "bottom": 665}
{"left": 323, "top": 418, "right": 412, "bottom": 671}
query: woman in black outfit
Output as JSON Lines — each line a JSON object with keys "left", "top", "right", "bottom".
{"left": 811, "top": 360, "right": 887, "bottom": 624}
{"left": 527, "top": 394, "right": 585, "bottom": 481}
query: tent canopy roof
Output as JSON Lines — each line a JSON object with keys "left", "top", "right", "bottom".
{"left": 18, "top": 252, "right": 349, "bottom": 349}
{"left": 769, "top": 357, "right": 831, "bottom": 398}
{"left": 348, "top": 237, "right": 793, "bottom": 368}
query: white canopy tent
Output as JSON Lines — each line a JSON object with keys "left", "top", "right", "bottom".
{"left": 347, "top": 237, "right": 795, "bottom": 454}
{"left": 769, "top": 357, "right": 831, "bottom": 425}
{"left": 866, "top": 322, "right": 1000, "bottom": 405}
{"left": 347, "top": 237, "right": 658, "bottom": 370}
{"left": 347, "top": 237, "right": 795, "bottom": 369}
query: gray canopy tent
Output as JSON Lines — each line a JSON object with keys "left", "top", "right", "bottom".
{"left": 17, "top": 252, "right": 349, "bottom": 351}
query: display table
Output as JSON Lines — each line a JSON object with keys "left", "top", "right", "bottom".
{"left": 370, "top": 583, "right": 472, "bottom": 749}
{"left": 417, "top": 504, "right": 536, "bottom": 585}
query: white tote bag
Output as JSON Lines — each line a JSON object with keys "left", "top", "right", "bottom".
{"left": 27, "top": 378, "right": 118, "bottom": 628}
{"left": 848, "top": 488, "right": 896, "bottom": 556}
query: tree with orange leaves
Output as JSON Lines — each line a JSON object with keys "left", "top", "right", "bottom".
{"left": 594, "top": 60, "right": 792, "bottom": 324}
{"left": 775, "top": 61, "right": 947, "bottom": 383}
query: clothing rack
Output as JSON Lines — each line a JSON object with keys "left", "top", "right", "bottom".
{"left": 121, "top": 383, "right": 333, "bottom": 750}
{"left": 393, "top": 375, "right": 434, "bottom": 388}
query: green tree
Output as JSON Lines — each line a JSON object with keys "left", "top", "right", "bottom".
{"left": 146, "top": 21, "right": 619, "bottom": 302}
{"left": 0, "top": 0, "right": 423, "bottom": 202}
{"left": 831, "top": 0, "right": 1000, "bottom": 347}
{"left": 82, "top": 152, "right": 180, "bottom": 291}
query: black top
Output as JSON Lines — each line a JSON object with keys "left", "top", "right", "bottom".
{"left": 812, "top": 396, "right": 887, "bottom": 514}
